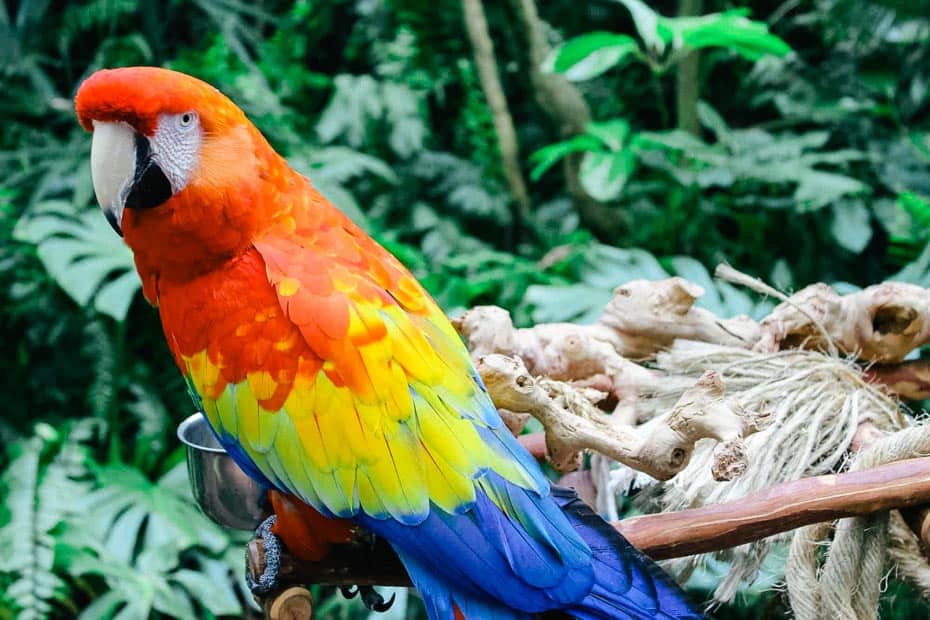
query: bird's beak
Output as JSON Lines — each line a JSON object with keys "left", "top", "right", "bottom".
{"left": 90, "top": 121, "right": 173, "bottom": 236}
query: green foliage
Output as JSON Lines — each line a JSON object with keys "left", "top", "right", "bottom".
{"left": 0, "top": 422, "right": 94, "bottom": 619}
{"left": 14, "top": 202, "right": 140, "bottom": 322}
{"left": 58, "top": 463, "right": 243, "bottom": 620}
{"left": 542, "top": 32, "right": 640, "bottom": 81}
{"left": 523, "top": 242, "right": 768, "bottom": 324}
{"left": 532, "top": 119, "right": 637, "bottom": 201}
{"left": 1, "top": 0, "right": 929, "bottom": 618}
{"left": 545, "top": 2, "right": 790, "bottom": 79}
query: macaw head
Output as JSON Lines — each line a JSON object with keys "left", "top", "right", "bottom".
{"left": 75, "top": 67, "right": 288, "bottom": 289}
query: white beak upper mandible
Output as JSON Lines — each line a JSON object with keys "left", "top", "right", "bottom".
{"left": 90, "top": 120, "right": 136, "bottom": 232}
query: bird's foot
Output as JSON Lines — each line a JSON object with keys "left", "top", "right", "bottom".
{"left": 340, "top": 585, "right": 396, "bottom": 612}
{"left": 247, "top": 515, "right": 281, "bottom": 596}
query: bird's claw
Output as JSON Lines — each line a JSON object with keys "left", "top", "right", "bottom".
{"left": 249, "top": 517, "right": 394, "bottom": 613}
{"left": 340, "top": 585, "right": 395, "bottom": 612}
{"left": 360, "top": 586, "right": 396, "bottom": 612}
{"left": 247, "top": 515, "right": 281, "bottom": 596}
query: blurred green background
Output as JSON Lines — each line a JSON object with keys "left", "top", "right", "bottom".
{"left": 2, "top": 0, "right": 930, "bottom": 618}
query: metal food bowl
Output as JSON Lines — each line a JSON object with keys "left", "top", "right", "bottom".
{"left": 177, "top": 413, "right": 267, "bottom": 530}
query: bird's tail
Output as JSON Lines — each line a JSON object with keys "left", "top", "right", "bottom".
{"left": 552, "top": 487, "right": 703, "bottom": 620}
{"left": 392, "top": 486, "right": 702, "bottom": 620}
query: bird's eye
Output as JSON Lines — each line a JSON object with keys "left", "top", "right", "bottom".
{"left": 179, "top": 112, "right": 197, "bottom": 128}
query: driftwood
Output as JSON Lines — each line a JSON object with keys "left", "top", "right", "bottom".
{"left": 864, "top": 360, "right": 930, "bottom": 400}
{"left": 756, "top": 281, "right": 930, "bottom": 363}
{"left": 452, "top": 277, "right": 759, "bottom": 367}
{"left": 479, "top": 354, "right": 768, "bottom": 479}
{"left": 454, "top": 276, "right": 930, "bottom": 487}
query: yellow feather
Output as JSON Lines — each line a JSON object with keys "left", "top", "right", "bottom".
{"left": 380, "top": 307, "right": 442, "bottom": 384}
{"left": 284, "top": 382, "right": 333, "bottom": 472}
{"left": 234, "top": 382, "right": 280, "bottom": 454}
{"left": 284, "top": 376, "right": 316, "bottom": 421}
{"left": 214, "top": 386, "right": 238, "bottom": 437}
{"left": 364, "top": 424, "right": 428, "bottom": 519}
{"left": 385, "top": 361, "right": 414, "bottom": 423}
{"left": 256, "top": 407, "right": 281, "bottom": 452}
{"left": 310, "top": 468, "right": 357, "bottom": 517}
{"left": 356, "top": 401, "right": 397, "bottom": 439}
{"left": 313, "top": 373, "right": 369, "bottom": 464}
{"left": 247, "top": 370, "right": 278, "bottom": 401}
{"left": 269, "top": 415, "right": 311, "bottom": 488}
{"left": 356, "top": 470, "right": 388, "bottom": 517}
{"left": 423, "top": 442, "right": 476, "bottom": 512}
{"left": 238, "top": 440, "right": 278, "bottom": 487}
{"left": 335, "top": 465, "right": 358, "bottom": 507}
{"left": 187, "top": 350, "right": 223, "bottom": 397}
{"left": 200, "top": 395, "right": 220, "bottom": 432}
{"left": 277, "top": 277, "right": 300, "bottom": 297}
{"left": 235, "top": 381, "right": 262, "bottom": 448}
{"left": 415, "top": 401, "right": 481, "bottom": 477}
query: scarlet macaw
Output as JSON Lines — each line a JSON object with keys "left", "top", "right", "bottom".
{"left": 75, "top": 67, "right": 700, "bottom": 620}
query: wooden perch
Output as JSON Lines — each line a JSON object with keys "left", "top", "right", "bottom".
{"left": 478, "top": 354, "right": 769, "bottom": 479}
{"left": 618, "top": 455, "right": 930, "bottom": 559}
{"left": 249, "top": 455, "right": 930, "bottom": 615}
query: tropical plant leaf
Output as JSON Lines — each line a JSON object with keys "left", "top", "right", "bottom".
{"left": 13, "top": 203, "right": 139, "bottom": 322}
{"left": 580, "top": 150, "right": 636, "bottom": 201}
{"left": 614, "top": 0, "right": 665, "bottom": 54}
{"left": 524, "top": 244, "right": 668, "bottom": 323}
{"left": 665, "top": 10, "right": 792, "bottom": 60}
{"left": 55, "top": 461, "right": 238, "bottom": 619}
{"left": 529, "top": 135, "right": 603, "bottom": 181}
{"left": 0, "top": 426, "right": 93, "bottom": 620}
{"left": 543, "top": 32, "right": 639, "bottom": 81}
{"left": 830, "top": 200, "right": 873, "bottom": 252}
{"left": 586, "top": 119, "right": 631, "bottom": 152}
{"left": 78, "top": 464, "right": 228, "bottom": 562}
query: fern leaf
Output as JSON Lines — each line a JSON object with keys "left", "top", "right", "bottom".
{"left": 0, "top": 430, "right": 89, "bottom": 620}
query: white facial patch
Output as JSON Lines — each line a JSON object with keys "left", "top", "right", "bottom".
{"left": 150, "top": 112, "right": 202, "bottom": 193}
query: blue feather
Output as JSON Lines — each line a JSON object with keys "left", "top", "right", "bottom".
{"left": 397, "top": 549, "right": 533, "bottom": 620}
{"left": 358, "top": 472, "right": 593, "bottom": 615}
{"left": 550, "top": 487, "right": 704, "bottom": 620}
{"left": 359, "top": 479, "right": 702, "bottom": 620}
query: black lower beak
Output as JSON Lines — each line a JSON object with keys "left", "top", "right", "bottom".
{"left": 125, "top": 133, "right": 172, "bottom": 212}
{"left": 104, "top": 209, "right": 123, "bottom": 237}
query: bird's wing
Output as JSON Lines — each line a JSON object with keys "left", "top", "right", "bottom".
{"left": 236, "top": 216, "right": 547, "bottom": 522}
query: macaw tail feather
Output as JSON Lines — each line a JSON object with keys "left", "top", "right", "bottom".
{"left": 361, "top": 480, "right": 701, "bottom": 620}
{"left": 398, "top": 549, "right": 534, "bottom": 620}
{"left": 552, "top": 487, "right": 703, "bottom": 620}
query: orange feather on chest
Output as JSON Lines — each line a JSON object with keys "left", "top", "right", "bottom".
{"left": 156, "top": 248, "right": 317, "bottom": 412}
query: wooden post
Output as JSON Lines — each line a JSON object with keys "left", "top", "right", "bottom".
{"left": 265, "top": 588, "right": 314, "bottom": 620}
